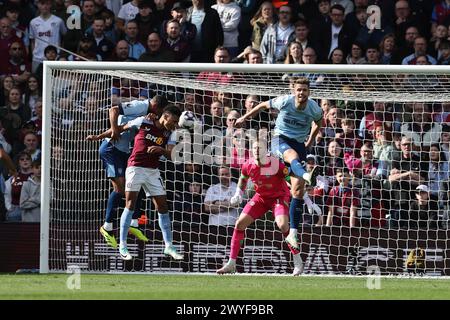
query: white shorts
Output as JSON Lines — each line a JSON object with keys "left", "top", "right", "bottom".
{"left": 125, "top": 166, "right": 166, "bottom": 196}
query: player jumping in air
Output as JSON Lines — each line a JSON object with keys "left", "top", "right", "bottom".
{"left": 115, "top": 105, "right": 182, "bottom": 260}
{"left": 216, "top": 141, "right": 304, "bottom": 276}
{"left": 86, "top": 96, "right": 167, "bottom": 249}
{"left": 235, "top": 77, "right": 323, "bottom": 251}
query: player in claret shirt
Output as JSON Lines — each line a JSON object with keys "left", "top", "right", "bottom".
{"left": 216, "top": 141, "right": 304, "bottom": 276}
{"left": 117, "top": 105, "right": 183, "bottom": 261}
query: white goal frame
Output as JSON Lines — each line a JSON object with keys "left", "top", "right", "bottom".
{"left": 41, "top": 62, "right": 450, "bottom": 274}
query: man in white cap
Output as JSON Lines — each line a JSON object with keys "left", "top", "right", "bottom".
{"left": 407, "top": 185, "right": 439, "bottom": 230}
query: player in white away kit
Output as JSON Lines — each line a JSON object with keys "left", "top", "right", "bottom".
{"left": 236, "top": 77, "right": 323, "bottom": 251}
{"left": 216, "top": 141, "right": 304, "bottom": 275}
{"left": 117, "top": 105, "right": 183, "bottom": 260}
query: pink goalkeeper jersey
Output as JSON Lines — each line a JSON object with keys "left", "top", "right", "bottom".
{"left": 241, "top": 156, "right": 290, "bottom": 199}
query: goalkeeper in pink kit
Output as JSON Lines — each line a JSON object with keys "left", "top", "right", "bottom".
{"left": 217, "top": 141, "right": 304, "bottom": 275}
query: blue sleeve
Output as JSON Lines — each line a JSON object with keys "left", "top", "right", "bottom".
{"left": 312, "top": 101, "right": 323, "bottom": 122}
{"left": 269, "top": 95, "right": 290, "bottom": 111}
{"left": 120, "top": 99, "right": 149, "bottom": 116}
{"left": 167, "top": 131, "right": 177, "bottom": 145}
{"left": 126, "top": 116, "right": 145, "bottom": 129}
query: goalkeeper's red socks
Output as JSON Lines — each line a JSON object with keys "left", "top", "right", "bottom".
{"left": 230, "top": 229, "right": 244, "bottom": 260}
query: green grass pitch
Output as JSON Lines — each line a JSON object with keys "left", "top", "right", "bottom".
{"left": 1, "top": 274, "right": 450, "bottom": 300}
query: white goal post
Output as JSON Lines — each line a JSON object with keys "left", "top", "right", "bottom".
{"left": 41, "top": 62, "right": 450, "bottom": 275}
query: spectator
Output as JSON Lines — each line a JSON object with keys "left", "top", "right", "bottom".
{"left": 427, "top": 143, "right": 449, "bottom": 211}
{"left": 331, "top": 0, "right": 354, "bottom": 16}
{"left": 6, "top": 87, "right": 31, "bottom": 129}
{"left": 437, "top": 40, "right": 450, "bottom": 64}
{"left": 329, "top": 47, "right": 345, "bottom": 64}
{"left": 212, "top": 0, "right": 241, "bottom": 59}
{"left": 162, "top": 19, "right": 191, "bottom": 62}
{"left": 431, "top": 0, "right": 450, "bottom": 33}
{"left": 27, "top": 100, "right": 43, "bottom": 140}
{"left": 173, "top": 176, "right": 205, "bottom": 225}
{"left": 19, "top": 160, "right": 41, "bottom": 222}
{"left": 429, "top": 24, "right": 448, "bottom": 58}
{"left": 67, "top": 35, "right": 101, "bottom": 61}
{"left": 359, "top": 101, "right": 393, "bottom": 140}
{"left": 323, "top": 106, "right": 342, "bottom": 141}
{"left": 356, "top": 5, "right": 392, "bottom": 49}
{"left": 326, "top": 168, "right": 359, "bottom": 227}
{"left": 134, "top": 1, "right": 159, "bottom": 45}
{"left": 116, "top": 0, "right": 141, "bottom": 31}
{"left": 4, "top": 3, "right": 29, "bottom": 52}
{"left": 393, "top": 0, "right": 424, "bottom": 43}
{"left": 0, "top": 76, "right": 15, "bottom": 107}
{"left": 22, "top": 75, "right": 41, "bottom": 117}
{"left": 316, "top": 4, "right": 353, "bottom": 63}
{"left": 29, "top": 0, "right": 67, "bottom": 72}
{"left": 250, "top": 1, "right": 274, "bottom": 50}
{"left": 34, "top": 45, "right": 57, "bottom": 82}
{"left": 0, "top": 40, "right": 30, "bottom": 87}
{"left": 378, "top": 33, "right": 396, "bottom": 65}
{"left": 287, "top": 19, "right": 313, "bottom": 52}
{"left": 228, "top": 128, "right": 250, "bottom": 169}
{"left": 290, "top": 0, "right": 320, "bottom": 23}
{"left": 346, "top": 41, "right": 366, "bottom": 64}
{"left": 204, "top": 166, "right": 239, "bottom": 226}
{"left": 0, "top": 17, "right": 23, "bottom": 69}
{"left": 284, "top": 40, "right": 303, "bottom": 64}
{"left": 441, "top": 125, "right": 450, "bottom": 161}
{"left": 288, "top": 47, "right": 325, "bottom": 87}
{"left": 242, "top": 94, "right": 270, "bottom": 130}
{"left": 260, "top": 4, "right": 294, "bottom": 64}
{"left": 389, "top": 136, "right": 428, "bottom": 229}
{"left": 408, "top": 185, "right": 439, "bottom": 230}
{"left": 89, "top": 16, "right": 115, "bottom": 61}
{"left": 352, "top": 142, "right": 387, "bottom": 228}
{"left": 101, "top": 9, "right": 119, "bottom": 44}
{"left": 364, "top": 44, "right": 381, "bottom": 64}
{"left": 111, "top": 40, "right": 135, "bottom": 61}
{"left": 123, "top": 20, "right": 146, "bottom": 61}
{"left": 323, "top": 139, "right": 345, "bottom": 186}
{"left": 204, "top": 100, "right": 225, "bottom": 132}
{"left": 153, "top": 0, "right": 172, "bottom": 28}
{"left": 138, "top": 32, "right": 175, "bottom": 62}
{"left": 401, "top": 102, "right": 442, "bottom": 150}
{"left": 161, "top": 2, "right": 197, "bottom": 42}
{"left": 63, "top": 0, "right": 96, "bottom": 53}
{"left": 392, "top": 26, "right": 419, "bottom": 64}
{"left": 20, "top": 132, "right": 41, "bottom": 161}
{"left": 4, "top": 151, "right": 32, "bottom": 221}
{"left": 336, "top": 116, "right": 362, "bottom": 171}
{"left": 186, "top": 0, "right": 224, "bottom": 62}
{"left": 373, "top": 124, "right": 394, "bottom": 173}
{"left": 402, "top": 36, "right": 437, "bottom": 65}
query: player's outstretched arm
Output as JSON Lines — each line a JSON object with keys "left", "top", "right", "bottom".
{"left": 235, "top": 101, "right": 270, "bottom": 126}
{"left": 85, "top": 128, "right": 113, "bottom": 141}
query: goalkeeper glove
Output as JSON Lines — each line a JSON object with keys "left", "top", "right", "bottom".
{"left": 230, "top": 189, "right": 244, "bottom": 207}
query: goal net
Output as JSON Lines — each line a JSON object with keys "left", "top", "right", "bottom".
{"left": 41, "top": 62, "right": 450, "bottom": 276}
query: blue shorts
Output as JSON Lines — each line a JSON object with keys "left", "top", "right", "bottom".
{"left": 99, "top": 140, "right": 129, "bottom": 178}
{"left": 271, "top": 135, "right": 307, "bottom": 164}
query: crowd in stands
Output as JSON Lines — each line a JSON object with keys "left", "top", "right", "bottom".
{"left": 0, "top": 0, "right": 449, "bottom": 229}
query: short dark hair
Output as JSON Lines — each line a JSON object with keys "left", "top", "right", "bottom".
{"left": 293, "top": 77, "right": 310, "bottom": 87}
{"left": 152, "top": 95, "right": 168, "bottom": 108}
{"left": 31, "top": 160, "right": 41, "bottom": 168}
{"left": 330, "top": 4, "right": 345, "bottom": 14}
{"left": 163, "top": 105, "right": 182, "bottom": 118}
{"left": 44, "top": 45, "right": 57, "bottom": 55}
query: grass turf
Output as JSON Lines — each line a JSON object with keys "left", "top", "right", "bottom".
{"left": 1, "top": 274, "right": 450, "bottom": 300}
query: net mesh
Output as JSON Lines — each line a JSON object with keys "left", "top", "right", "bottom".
{"left": 46, "top": 65, "right": 450, "bottom": 275}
